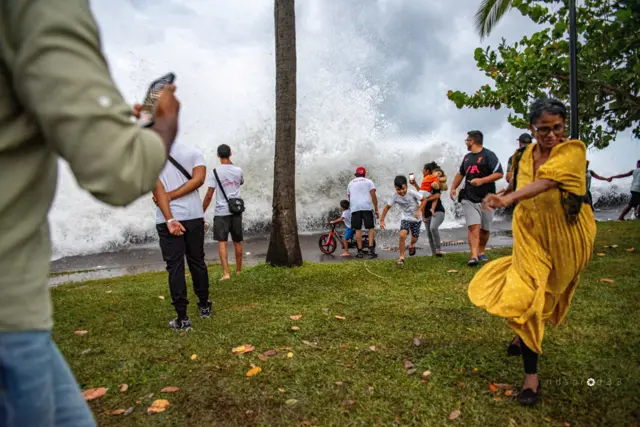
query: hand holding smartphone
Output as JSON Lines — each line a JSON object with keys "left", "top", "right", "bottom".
{"left": 137, "top": 72, "right": 176, "bottom": 128}
{"left": 409, "top": 173, "right": 415, "bottom": 184}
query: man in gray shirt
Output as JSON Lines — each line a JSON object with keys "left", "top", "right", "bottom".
{"left": 609, "top": 159, "right": 640, "bottom": 220}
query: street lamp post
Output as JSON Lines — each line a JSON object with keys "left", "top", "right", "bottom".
{"left": 569, "top": 0, "right": 579, "bottom": 139}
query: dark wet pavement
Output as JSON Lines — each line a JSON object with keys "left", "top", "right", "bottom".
{"left": 49, "top": 220, "right": 514, "bottom": 286}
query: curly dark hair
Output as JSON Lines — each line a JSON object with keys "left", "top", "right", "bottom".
{"left": 423, "top": 161, "right": 440, "bottom": 172}
{"left": 529, "top": 97, "right": 567, "bottom": 124}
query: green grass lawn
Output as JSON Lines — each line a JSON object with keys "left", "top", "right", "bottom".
{"left": 52, "top": 222, "right": 640, "bottom": 426}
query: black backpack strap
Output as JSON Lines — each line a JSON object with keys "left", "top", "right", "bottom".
{"left": 168, "top": 155, "right": 192, "bottom": 180}
{"left": 213, "top": 169, "right": 229, "bottom": 202}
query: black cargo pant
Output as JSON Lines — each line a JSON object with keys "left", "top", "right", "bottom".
{"left": 156, "top": 218, "right": 209, "bottom": 319}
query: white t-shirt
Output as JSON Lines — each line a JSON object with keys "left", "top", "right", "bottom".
{"left": 341, "top": 209, "right": 352, "bottom": 228}
{"left": 388, "top": 189, "right": 423, "bottom": 222}
{"left": 347, "top": 177, "right": 376, "bottom": 212}
{"left": 155, "top": 143, "right": 206, "bottom": 224}
{"left": 206, "top": 164, "right": 244, "bottom": 217}
{"left": 631, "top": 168, "right": 640, "bottom": 193}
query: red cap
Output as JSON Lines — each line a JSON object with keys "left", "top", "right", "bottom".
{"left": 355, "top": 166, "right": 366, "bottom": 177}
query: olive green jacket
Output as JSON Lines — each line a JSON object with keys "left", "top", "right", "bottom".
{"left": 0, "top": 0, "right": 167, "bottom": 331}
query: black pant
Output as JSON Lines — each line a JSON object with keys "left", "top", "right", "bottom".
{"left": 521, "top": 339, "right": 538, "bottom": 374}
{"left": 157, "top": 218, "right": 209, "bottom": 319}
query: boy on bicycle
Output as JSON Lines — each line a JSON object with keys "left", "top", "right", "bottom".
{"left": 330, "top": 200, "right": 354, "bottom": 257}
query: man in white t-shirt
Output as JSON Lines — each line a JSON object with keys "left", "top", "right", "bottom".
{"left": 347, "top": 166, "right": 379, "bottom": 258}
{"left": 203, "top": 144, "right": 244, "bottom": 280}
{"left": 153, "top": 141, "right": 211, "bottom": 332}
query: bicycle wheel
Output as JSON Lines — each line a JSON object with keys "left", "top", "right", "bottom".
{"left": 318, "top": 234, "right": 338, "bottom": 255}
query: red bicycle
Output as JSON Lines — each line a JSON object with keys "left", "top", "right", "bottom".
{"left": 318, "top": 224, "right": 375, "bottom": 255}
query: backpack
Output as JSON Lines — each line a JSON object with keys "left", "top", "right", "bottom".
{"left": 510, "top": 146, "right": 528, "bottom": 193}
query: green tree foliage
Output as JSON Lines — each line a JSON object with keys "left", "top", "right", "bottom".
{"left": 448, "top": 0, "right": 640, "bottom": 148}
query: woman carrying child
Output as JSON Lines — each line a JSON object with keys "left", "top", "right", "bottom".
{"left": 410, "top": 162, "right": 448, "bottom": 257}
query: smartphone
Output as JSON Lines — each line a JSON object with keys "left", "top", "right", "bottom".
{"left": 137, "top": 72, "right": 176, "bottom": 128}
{"left": 409, "top": 173, "right": 415, "bottom": 183}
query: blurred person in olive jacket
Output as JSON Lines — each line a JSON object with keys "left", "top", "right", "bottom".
{"left": 0, "top": 1, "right": 180, "bottom": 425}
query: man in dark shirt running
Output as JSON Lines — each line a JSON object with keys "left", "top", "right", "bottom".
{"left": 450, "top": 130, "right": 504, "bottom": 266}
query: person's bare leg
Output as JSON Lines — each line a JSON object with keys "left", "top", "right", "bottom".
{"left": 341, "top": 237, "right": 350, "bottom": 256}
{"left": 218, "top": 241, "right": 230, "bottom": 280}
{"left": 409, "top": 235, "right": 418, "bottom": 250}
{"left": 398, "top": 230, "right": 408, "bottom": 261}
{"left": 468, "top": 225, "right": 480, "bottom": 259}
{"left": 618, "top": 204, "right": 632, "bottom": 221}
{"left": 234, "top": 241, "right": 243, "bottom": 276}
{"left": 368, "top": 229, "right": 375, "bottom": 249}
{"left": 479, "top": 229, "right": 490, "bottom": 255}
{"left": 356, "top": 230, "right": 363, "bottom": 250}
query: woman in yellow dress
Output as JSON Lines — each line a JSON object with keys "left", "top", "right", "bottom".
{"left": 470, "top": 98, "right": 596, "bottom": 406}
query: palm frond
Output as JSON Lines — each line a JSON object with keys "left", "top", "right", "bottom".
{"left": 474, "top": 0, "right": 514, "bottom": 40}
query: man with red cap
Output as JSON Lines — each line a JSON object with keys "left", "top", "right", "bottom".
{"left": 347, "top": 167, "right": 379, "bottom": 258}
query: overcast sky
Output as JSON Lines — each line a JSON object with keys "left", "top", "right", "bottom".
{"left": 90, "top": 0, "right": 639, "bottom": 177}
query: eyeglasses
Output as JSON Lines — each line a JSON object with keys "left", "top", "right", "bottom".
{"left": 532, "top": 123, "right": 566, "bottom": 136}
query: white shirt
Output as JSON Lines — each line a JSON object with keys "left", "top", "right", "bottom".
{"left": 347, "top": 177, "right": 376, "bottom": 212}
{"left": 155, "top": 143, "right": 206, "bottom": 224}
{"left": 206, "top": 164, "right": 244, "bottom": 217}
{"left": 631, "top": 168, "right": 640, "bottom": 193}
{"left": 341, "top": 209, "right": 352, "bottom": 228}
{"left": 388, "top": 189, "right": 423, "bottom": 222}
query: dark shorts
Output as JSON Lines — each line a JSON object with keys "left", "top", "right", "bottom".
{"left": 213, "top": 214, "right": 243, "bottom": 242}
{"left": 351, "top": 210, "right": 375, "bottom": 230}
{"left": 400, "top": 220, "right": 421, "bottom": 238}
{"left": 630, "top": 191, "right": 640, "bottom": 208}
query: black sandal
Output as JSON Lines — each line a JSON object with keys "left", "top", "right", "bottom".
{"left": 507, "top": 336, "right": 522, "bottom": 356}
{"left": 409, "top": 247, "right": 416, "bottom": 256}
{"left": 518, "top": 382, "right": 541, "bottom": 406}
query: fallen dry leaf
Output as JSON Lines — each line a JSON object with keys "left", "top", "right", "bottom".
{"left": 179, "top": 332, "right": 186, "bottom": 337}
{"left": 611, "top": 245, "right": 618, "bottom": 248}
{"left": 366, "top": 386, "right": 374, "bottom": 393}
{"left": 342, "top": 399, "right": 356, "bottom": 407}
{"left": 291, "top": 326, "right": 301, "bottom": 331}
{"left": 246, "top": 367, "right": 262, "bottom": 377}
{"left": 289, "top": 314, "right": 303, "bottom": 321}
{"left": 494, "top": 383, "right": 512, "bottom": 390}
{"left": 258, "top": 354, "right": 268, "bottom": 362}
{"left": 369, "top": 345, "right": 377, "bottom": 351}
{"left": 120, "top": 384, "right": 128, "bottom": 393}
{"left": 448, "top": 409, "right": 461, "bottom": 420}
{"left": 505, "top": 390, "right": 513, "bottom": 397}
{"left": 322, "top": 308, "right": 329, "bottom": 313}
{"left": 335, "top": 381, "right": 344, "bottom": 386}
{"left": 473, "top": 368, "right": 479, "bottom": 372}
{"left": 457, "top": 382, "right": 465, "bottom": 388}
{"left": 341, "top": 344, "right": 349, "bottom": 349}
{"left": 74, "top": 330, "right": 88, "bottom": 336}
{"left": 264, "top": 349, "right": 277, "bottom": 357}
{"left": 281, "top": 346, "right": 293, "bottom": 351}
{"left": 124, "top": 408, "right": 134, "bottom": 416}
{"left": 493, "top": 396, "right": 502, "bottom": 402}
{"left": 302, "top": 340, "right": 318, "bottom": 347}
{"left": 147, "top": 399, "right": 170, "bottom": 415}
{"left": 232, "top": 344, "right": 255, "bottom": 354}
{"left": 544, "top": 417, "right": 552, "bottom": 423}
{"left": 160, "top": 386, "right": 180, "bottom": 393}
{"left": 626, "top": 247, "right": 635, "bottom": 252}
{"left": 190, "top": 354, "right": 198, "bottom": 360}
{"left": 403, "top": 360, "right": 414, "bottom": 369}
{"left": 597, "top": 253, "right": 606, "bottom": 257}
{"left": 488, "top": 383, "right": 500, "bottom": 393}
{"left": 83, "top": 388, "right": 108, "bottom": 401}
{"left": 407, "top": 368, "right": 417, "bottom": 375}
{"left": 287, "top": 352, "right": 294, "bottom": 358}
{"left": 600, "top": 278, "right": 614, "bottom": 283}
{"left": 423, "top": 370, "right": 432, "bottom": 378}
{"left": 335, "top": 315, "right": 346, "bottom": 320}
{"left": 413, "top": 337, "right": 422, "bottom": 346}
{"left": 107, "top": 409, "right": 126, "bottom": 415}
{"left": 447, "top": 270, "right": 458, "bottom": 273}
{"left": 301, "top": 421, "right": 313, "bottom": 426}
{"left": 285, "top": 399, "right": 298, "bottom": 406}
{"left": 278, "top": 388, "right": 286, "bottom": 393}
{"left": 563, "top": 422, "right": 570, "bottom": 427}
{"left": 158, "top": 296, "right": 165, "bottom": 300}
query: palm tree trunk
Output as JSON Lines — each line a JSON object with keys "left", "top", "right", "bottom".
{"left": 266, "top": 0, "right": 303, "bottom": 267}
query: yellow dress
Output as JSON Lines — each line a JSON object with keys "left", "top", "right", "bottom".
{"left": 468, "top": 140, "right": 596, "bottom": 354}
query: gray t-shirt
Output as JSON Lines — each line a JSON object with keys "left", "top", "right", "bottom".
{"left": 206, "top": 164, "right": 244, "bottom": 217}
{"left": 631, "top": 168, "right": 640, "bottom": 193}
{"left": 388, "top": 189, "right": 423, "bottom": 222}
